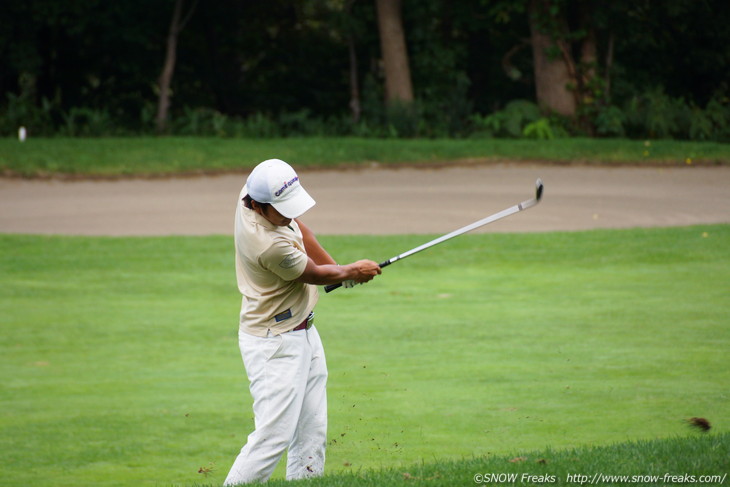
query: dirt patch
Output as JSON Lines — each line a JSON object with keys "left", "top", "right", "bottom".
{"left": 1, "top": 164, "right": 728, "bottom": 236}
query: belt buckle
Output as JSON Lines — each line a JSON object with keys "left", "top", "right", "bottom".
{"left": 305, "top": 312, "right": 314, "bottom": 330}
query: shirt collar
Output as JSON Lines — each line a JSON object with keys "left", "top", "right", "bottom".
{"left": 244, "top": 205, "right": 278, "bottom": 231}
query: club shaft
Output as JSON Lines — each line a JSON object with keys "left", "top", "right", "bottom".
{"left": 324, "top": 180, "right": 542, "bottom": 293}
{"left": 388, "top": 203, "right": 524, "bottom": 264}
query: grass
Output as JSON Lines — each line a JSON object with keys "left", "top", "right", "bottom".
{"left": 1, "top": 136, "right": 729, "bottom": 177}
{"left": 1, "top": 226, "right": 729, "bottom": 486}
{"left": 260, "top": 433, "right": 730, "bottom": 486}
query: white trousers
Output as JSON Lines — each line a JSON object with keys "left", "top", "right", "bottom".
{"left": 224, "top": 326, "right": 328, "bottom": 485}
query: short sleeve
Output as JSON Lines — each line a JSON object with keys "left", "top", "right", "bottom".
{"left": 259, "top": 238, "right": 309, "bottom": 282}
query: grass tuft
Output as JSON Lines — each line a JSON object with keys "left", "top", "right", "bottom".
{"left": 257, "top": 433, "right": 730, "bottom": 486}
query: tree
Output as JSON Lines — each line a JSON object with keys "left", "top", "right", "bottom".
{"left": 527, "top": 0, "right": 576, "bottom": 116}
{"left": 2, "top": 0, "right": 729, "bottom": 137}
{"left": 525, "top": 0, "right": 619, "bottom": 133}
{"left": 156, "top": 0, "right": 197, "bottom": 133}
{"left": 374, "top": 0, "right": 413, "bottom": 104}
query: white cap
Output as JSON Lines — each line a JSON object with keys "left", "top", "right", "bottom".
{"left": 245, "top": 159, "right": 315, "bottom": 218}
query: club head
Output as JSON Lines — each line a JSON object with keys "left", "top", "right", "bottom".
{"left": 535, "top": 179, "right": 544, "bottom": 201}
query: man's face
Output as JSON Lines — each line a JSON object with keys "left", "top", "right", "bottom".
{"left": 256, "top": 203, "right": 292, "bottom": 227}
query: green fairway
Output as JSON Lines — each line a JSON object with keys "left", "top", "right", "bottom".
{"left": 1, "top": 137, "right": 729, "bottom": 178}
{"left": 1, "top": 226, "right": 728, "bottom": 486}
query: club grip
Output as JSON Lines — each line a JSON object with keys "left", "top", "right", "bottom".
{"left": 324, "top": 282, "right": 342, "bottom": 293}
{"left": 324, "top": 259, "right": 392, "bottom": 293}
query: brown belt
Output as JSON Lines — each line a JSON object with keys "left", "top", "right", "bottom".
{"left": 289, "top": 312, "right": 314, "bottom": 332}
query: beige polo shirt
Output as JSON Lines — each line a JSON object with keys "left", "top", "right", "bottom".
{"left": 234, "top": 189, "right": 319, "bottom": 337}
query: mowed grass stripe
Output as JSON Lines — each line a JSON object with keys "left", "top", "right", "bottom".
{"left": 2, "top": 137, "right": 729, "bottom": 177}
{"left": 1, "top": 226, "right": 728, "bottom": 486}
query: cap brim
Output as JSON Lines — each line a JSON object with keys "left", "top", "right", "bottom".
{"left": 272, "top": 184, "right": 316, "bottom": 219}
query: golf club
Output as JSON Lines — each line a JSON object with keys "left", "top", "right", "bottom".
{"left": 325, "top": 178, "right": 544, "bottom": 293}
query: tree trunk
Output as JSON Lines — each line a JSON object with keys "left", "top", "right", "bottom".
{"left": 578, "top": 27, "right": 598, "bottom": 134}
{"left": 604, "top": 31, "right": 615, "bottom": 99}
{"left": 528, "top": 0, "right": 576, "bottom": 116}
{"left": 345, "top": 0, "right": 361, "bottom": 123}
{"left": 374, "top": 0, "right": 413, "bottom": 104}
{"left": 580, "top": 28, "right": 597, "bottom": 80}
{"left": 348, "top": 37, "right": 361, "bottom": 123}
{"left": 156, "top": 0, "right": 182, "bottom": 134}
{"left": 156, "top": 0, "right": 197, "bottom": 134}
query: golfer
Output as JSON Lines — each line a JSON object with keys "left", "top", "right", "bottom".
{"left": 224, "top": 159, "right": 381, "bottom": 485}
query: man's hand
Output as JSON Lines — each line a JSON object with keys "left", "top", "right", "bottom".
{"left": 349, "top": 259, "right": 381, "bottom": 283}
{"left": 343, "top": 259, "right": 381, "bottom": 288}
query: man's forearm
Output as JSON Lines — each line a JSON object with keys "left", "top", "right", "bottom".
{"left": 297, "top": 261, "right": 359, "bottom": 285}
{"left": 296, "top": 259, "right": 380, "bottom": 286}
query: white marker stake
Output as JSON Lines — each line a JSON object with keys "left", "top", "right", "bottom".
{"left": 18, "top": 126, "right": 27, "bottom": 142}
